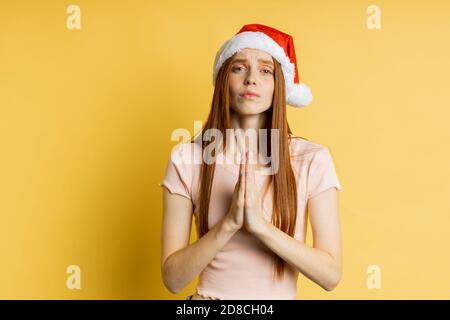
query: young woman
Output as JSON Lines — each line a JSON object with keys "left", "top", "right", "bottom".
{"left": 160, "top": 24, "right": 343, "bottom": 300}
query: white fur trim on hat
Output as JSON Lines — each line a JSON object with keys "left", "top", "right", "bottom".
{"left": 212, "top": 31, "right": 312, "bottom": 107}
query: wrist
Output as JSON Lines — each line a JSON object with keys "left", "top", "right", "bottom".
{"left": 249, "top": 219, "right": 270, "bottom": 237}
{"left": 222, "top": 215, "right": 241, "bottom": 234}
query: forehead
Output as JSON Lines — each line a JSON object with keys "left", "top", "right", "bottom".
{"left": 232, "top": 48, "right": 273, "bottom": 61}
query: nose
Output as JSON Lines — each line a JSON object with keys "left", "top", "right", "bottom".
{"left": 244, "top": 69, "right": 257, "bottom": 85}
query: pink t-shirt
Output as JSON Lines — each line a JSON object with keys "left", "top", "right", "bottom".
{"left": 159, "top": 136, "right": 342, "bottom": 300}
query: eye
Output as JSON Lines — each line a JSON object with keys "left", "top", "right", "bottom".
{"left": 232, "top": 65, "right": 246, "bottom": 72}
{"left": 262, "top": 69, "right": 273, "bottom": 74}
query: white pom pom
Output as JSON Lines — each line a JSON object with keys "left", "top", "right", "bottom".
{"left": 286, "top": 83, "right": 313, "bottom": 107}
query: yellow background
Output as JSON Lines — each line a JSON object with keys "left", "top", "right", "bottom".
{"left": 1, "top": 0, "right": 449, "bottom": 299}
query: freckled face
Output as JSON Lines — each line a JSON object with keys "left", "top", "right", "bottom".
{"left": 228, "top": 48, "right": 275, "bottom": 116}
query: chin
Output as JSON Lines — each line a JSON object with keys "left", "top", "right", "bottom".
{"left": 232, "top": 101, "right": 271, "bottom": 115}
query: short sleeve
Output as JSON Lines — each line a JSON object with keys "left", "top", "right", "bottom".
{"left": 307, "top": 147, "right": 343, "bottom": 200}
{"left": 159, "top": 144, "right": 194, "bottom": 201}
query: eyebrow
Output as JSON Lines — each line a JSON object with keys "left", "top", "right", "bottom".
{"left": 231, "top": 58, "right": 274, "bottom": 66}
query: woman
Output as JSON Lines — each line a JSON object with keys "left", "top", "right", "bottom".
{"left": 160, "top": 24, "right": 343, "bottom": 300}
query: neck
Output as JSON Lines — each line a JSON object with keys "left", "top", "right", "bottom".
{"left": 228, "top": 110, "right": 268, "bottom": 160}
{"left": 230, "top": 110, "right": 267, "bottom": 131}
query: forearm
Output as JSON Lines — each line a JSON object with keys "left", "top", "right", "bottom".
{"left": 162, "top": 216, "right": 238, "bottom": 293}
{"left": 253, "top": 221, "right": 341, "bottom": 291}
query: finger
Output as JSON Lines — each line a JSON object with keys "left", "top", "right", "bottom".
{"left": 245, "top": 151, "right": 256, "bottom": 204}
{"left": 239, "top": 150, "right": 245, "bottom": 182}
{"left": 244, "top": 151, "right": 249, "bottom": 202}
{"left": 245, "top": 151, "right": 250, "bottom": 199}
{"left": 233, "top": 174, "right": 240, "bottom": 193}
{"left": 232, "top": 151, "right": 244, "bottom": 195}
{"left": 238, "top": 151, "right": 246, "bottom": 201}
{"left": 236, "top": 135, "right": 245, "bottom": 160}
{"left": 248, "top": 151, "right": 256, "bottom": 187}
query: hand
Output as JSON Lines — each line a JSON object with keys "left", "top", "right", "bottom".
{"left": 243, "top": 151, "right": 267, "bottom": 234}
{"left": 224, "top": 151, "right": 246, "bottom": 231}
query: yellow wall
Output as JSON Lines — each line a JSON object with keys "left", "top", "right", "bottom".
{"left": 1, "top": 0, "right": 449, "bottom": 299}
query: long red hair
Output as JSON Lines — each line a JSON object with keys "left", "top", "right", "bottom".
{"left": 192, "top": 55, "right": 303, "bottom": 281}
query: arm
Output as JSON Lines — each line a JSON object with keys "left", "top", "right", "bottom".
{"left": 160, "top": 188, "right": 238, "bottom": 294}
{"left": 251, "top": 187, "right": 342, "bottom": 291}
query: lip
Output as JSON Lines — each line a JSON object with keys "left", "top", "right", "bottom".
{"left": 239, "top": 91, "right": 260, "bottom": 99}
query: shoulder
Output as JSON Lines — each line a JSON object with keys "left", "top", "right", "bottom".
{"left": 288, "top": 135, "right": 331, "bottom": 161}
{"left": 169, "top": 138, "right": 203, "bottom": 167}
{"left": 289, "top": 135, "right": 343, "bottom": 197}
{"left": 288, "top": 135, "right": 340, "bottom": 180}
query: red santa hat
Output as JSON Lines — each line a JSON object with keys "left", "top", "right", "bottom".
{"left": 213, "top": 23, "right": 312, "bottom": 108}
